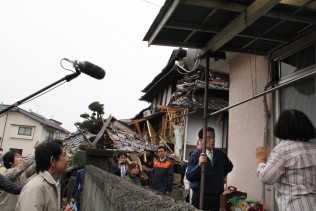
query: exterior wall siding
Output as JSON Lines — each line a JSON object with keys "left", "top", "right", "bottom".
{"left": 227, "top": 54, "right": 274, "bottom": 210}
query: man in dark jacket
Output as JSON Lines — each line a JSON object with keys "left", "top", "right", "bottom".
{"left": 149, "top": 146, "right": 173, "bottom": 196}
{"left": 187, "top": 127, "right": 233, "bottom": 211}
{"left": 72, "top": 169, "right": 84, "bottom": 210}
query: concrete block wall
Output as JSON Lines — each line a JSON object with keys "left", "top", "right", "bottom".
{"left": 85, "top": 148, "right": 114, "bottom": 172}
{"left": 81, "top": 165, "right": 197, "bottom": 211}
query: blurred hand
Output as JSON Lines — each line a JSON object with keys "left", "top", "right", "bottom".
{"left": 166, "top": 191, "right": 171, "bottom": 196}
{"left": 256, "top": 147, "right": 268, "bottom": 164}
{"left": 70, "top": 198, "right": 76, "bottom": 203}
{"left": 185, "top": 189, "right": 190, "bottom": 196}
{"left": 199, "top": 153, "right": 207, "bottom": 166}
{"left": 34, "top": 141, "right": 40, "bottom": 149}
{"left": 63, "top": 205, "right": 74, "bottom": 211}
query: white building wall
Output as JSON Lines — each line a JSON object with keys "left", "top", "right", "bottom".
{"left": 227, "top": 54, "right": 274, "bottom": 210}
{"left": 0, "top": 112, "right": 44, "bottom": 156}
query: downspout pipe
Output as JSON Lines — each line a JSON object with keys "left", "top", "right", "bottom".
{"left": 262, "top": 59, "right": 278, "bottom": 202}
{"left": 262, "top": 79, "right": 276, "bottom": 202}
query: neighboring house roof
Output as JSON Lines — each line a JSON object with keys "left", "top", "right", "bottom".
{"left": 0, "top": 104, "right": 69, "bottom": 133}
{"left": 64, "top": 130, "right": 95, "bottom": 151}
{"left": 140, "top": 48, "right": 187, "bottom": 102}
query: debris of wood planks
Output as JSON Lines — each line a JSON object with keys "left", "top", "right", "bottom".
{"left": 92, "top": 114, "right": 112, "bottom": 146}
{"left": 159, "top": 136, "right": 174, "bottom": 154}
{"left": 146, "top": 120, "right": 158, "bottom": 145}
{"left": 104, "top": 119, "right": 158, "bottom": 152}
{"left": 134, "top": 121, "right": 142, "bottom": 136}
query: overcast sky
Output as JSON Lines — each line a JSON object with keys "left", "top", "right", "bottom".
{"left": 0, "top": 0, "right": 175, "bottom": 132}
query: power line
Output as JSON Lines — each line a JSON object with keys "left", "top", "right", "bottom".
{"left": 142, "top": 0, "right": 161, "bottom": 7}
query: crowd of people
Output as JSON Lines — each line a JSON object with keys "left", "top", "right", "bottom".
{"left": 0, "top": 109, "right": 315, "bottom": 211}
{"left": 0, "top": 140, "right": 74, "bottom": 211}
{"left": 108, "top": 109, "right": 315, "bottom": 211}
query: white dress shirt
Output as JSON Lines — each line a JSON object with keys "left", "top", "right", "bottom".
{"left": 206, "top": 149, "right": 213, "bottom": 164}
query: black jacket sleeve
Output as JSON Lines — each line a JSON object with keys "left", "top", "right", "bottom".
{"left": 223, "top": 154, "right": 233, "bottom": 177}
{"left": 110, "top": 164, "right": 120, "bottom": 177}
{"left": 0, "top": 174, "right": 23, "bottom": 195}
{"left": 166, "top": 163, "right": 174, "bottom": 193}
{"left": 186, "top": 151, "right": 201, "bottom": 182}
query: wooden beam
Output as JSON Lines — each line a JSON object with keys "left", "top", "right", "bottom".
{"left": 143, "top": 153, "right": 147, "bottom": 163}
{"left": 156, "top": 105, "right": 185, "bottom": 112}
{"left": 92, "top": 114, "right": 112, "bottom": 146}
{"left": 182, "top": 0, "right": 316, "bottom": 24}
{"left": 161, "top": 114, "right": 167, "bottom": 140}
{"left": 182, "top": 0, "right": 245, "bottom": 12}
{"left": 147, "top": 120, "right": 158, "bottom": 145}
{"left": 129, "top": 154, "right": 143, "bottom": 171}
{"left": 159, "top": 136, "right": 174, "bottom": 154}
{"left": 128, "top": 118, "right": 145, "bottom": 125}
{"left": 270, "top": 30, "right": 316, "bottom": 60}
{"left": 136, "top": 157, "right": 143, "bottom": 172}
{"left": 148, "top": 39, "right": 202, "bottom": 49}
{"left": 74, "top": 125, "right": 93, "bottom": 146}
{"left": 265, "top": 10, "right": 316, "bottom": 24}
{"left": 201, "top": 0, "right": 281, "bottom": 55}
{"left": 184, "top": 8, "right": 218, "bottom": 43}
{"left": 148, "top": 0, "right": 181, "bottom": 46}
{"left": 165, "top": 21, "right": 289, "bottom": 43}
{"left": 134, "top": 122, "right": 142, "bottom": 136}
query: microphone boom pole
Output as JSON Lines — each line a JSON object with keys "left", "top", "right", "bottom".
{"left": 0, "top": 71, "right": 81, "bottom": 115}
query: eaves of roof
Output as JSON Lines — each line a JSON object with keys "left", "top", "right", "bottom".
{"left": 144, "top": 0, "right": 316, "bottom": 57}
{"left": 140, "top": 48, "right": 187, "bottom": 102}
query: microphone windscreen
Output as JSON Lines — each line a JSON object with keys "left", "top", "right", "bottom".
{"left": 78, "top": 61, "right": 105, "bottom": 80}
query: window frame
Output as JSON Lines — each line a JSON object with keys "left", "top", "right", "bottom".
{"left": 18, "top": 126, "right": 33, "bottom": 136}
{"left": 278, "top": 43, "right": 316, "bottom": 80}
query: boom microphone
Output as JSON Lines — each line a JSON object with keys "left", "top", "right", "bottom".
{"left": 64, "top": 59, "right": 106, "bottom": 80}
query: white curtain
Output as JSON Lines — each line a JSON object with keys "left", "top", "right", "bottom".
{"left": 280, "top": 76, "right": 316, "bottom": 143}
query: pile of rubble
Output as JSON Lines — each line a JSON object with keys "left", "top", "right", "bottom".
{"left": 66, "top": 115, "right": 185, "bottom": 186}
{"left": 169, "top": 73, "right": 229, "bottom": 110}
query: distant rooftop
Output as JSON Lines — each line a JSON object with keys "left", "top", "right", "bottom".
{"left": 0, "top": 104, "right": 70, "bottom": 133}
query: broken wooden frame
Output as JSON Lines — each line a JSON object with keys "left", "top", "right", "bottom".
{"left": 128, "top": 105, "right": 187, "bottom": 159}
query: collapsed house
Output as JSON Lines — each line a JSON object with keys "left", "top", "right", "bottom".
{"left": 129, "top": 48, "right": 230, "bottom": 161}
{"left": 65, "top": 115, "right": 184, "bottom": 186}
{"left": 64, "top": 48, "right": 231, "bottom": 193}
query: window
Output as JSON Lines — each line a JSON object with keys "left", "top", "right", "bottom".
{"left": 47, "top": 130, "right": 54, "bottom": 139}
{"left": 56, "top": 132, "right": 61, "bottom": 138}
{"left": 280, "top": 45, "right": 315, "bottom": 78}
{"left": 278, "top": 44, "right": 316, "bottom": 144}
{"left": 279, "top": 77, "right": 316, "bottom": 143}
{"left": 18, "top": 127, "right": 33, "bottom": 136}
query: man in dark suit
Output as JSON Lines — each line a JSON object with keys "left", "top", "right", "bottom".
{"left": 187, "top": 127, "right": 233, "bottom": 211}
